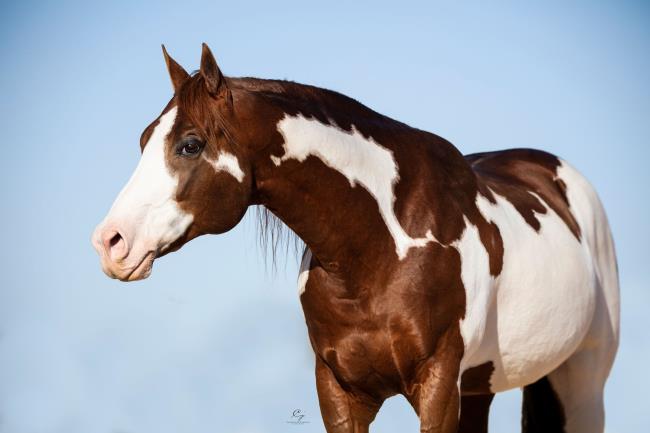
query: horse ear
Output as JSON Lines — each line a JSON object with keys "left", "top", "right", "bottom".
{"left": 161, "top": 45, "right": 190, "bottom": 93}
{"left": 200, "top": 43, "right": 227, "bottom": 97}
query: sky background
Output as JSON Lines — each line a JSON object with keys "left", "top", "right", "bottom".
{"left": 0, "top": 1, "right": 648, "bottom": 432}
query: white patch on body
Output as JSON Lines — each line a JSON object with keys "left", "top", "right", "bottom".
{"left": 454, "top": 217, "right": 495, "bottom": 373}
{"left": 298, "top": 249, "right": 313, "bottom": 296}
{"left": 103, "top": 106, "right": 193, "bottom": 254}
{"left": 459, "top": 186, "right": 596, "bottom": 392}
{"left": 203, "top": 151, "right": 244, "bottom": 182}
{"left": 273, "top": 114, "right": 435, "bottom": 259}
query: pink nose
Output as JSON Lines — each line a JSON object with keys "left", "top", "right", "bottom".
{"left": 100, "top": 229, "right": 129, "bottom": 262}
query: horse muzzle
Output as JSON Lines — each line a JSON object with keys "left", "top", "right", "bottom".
{"left": 92, "top": 223, "right": 157, "bottom": 282}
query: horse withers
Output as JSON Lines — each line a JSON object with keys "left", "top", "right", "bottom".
{"left": 92, "top": 44, "right": 619, "bottom": 433}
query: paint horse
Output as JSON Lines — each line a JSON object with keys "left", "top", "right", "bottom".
{"left": 92, "top": 44, "right": 619, "bottom": 433}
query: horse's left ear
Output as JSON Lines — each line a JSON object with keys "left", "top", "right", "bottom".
{"left": 200, "top": 43, "right": 228, "bottom": 98}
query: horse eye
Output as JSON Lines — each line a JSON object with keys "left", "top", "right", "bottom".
{"left": 179, "top": 138, "right": 203, "bottom": 156}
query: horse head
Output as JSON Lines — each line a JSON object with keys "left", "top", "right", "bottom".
{"left": 92, "top": 44, "right": 260, "bottom": 281}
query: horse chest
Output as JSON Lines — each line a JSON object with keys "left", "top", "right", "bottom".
{"left": 301, "top": 298, "right": 397, "bottom": 386}
{"left": 299, "top": 281, "right": 417, "bottom": 394}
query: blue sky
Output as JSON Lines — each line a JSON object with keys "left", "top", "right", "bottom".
{"left": 0, "top": 1, "right": 648, "bottom": 432}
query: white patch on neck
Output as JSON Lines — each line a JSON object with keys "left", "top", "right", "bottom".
{"left": 273, "top": 114, "right": 435, "bottom": 260}
{"left": 297, "top": 249, "right": 312, "bottom": 296}
{"left": 203, "top": 151, "right": 245, "bottom": 182}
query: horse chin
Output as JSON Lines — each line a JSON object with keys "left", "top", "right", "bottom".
{"left": 102, "top": 251, "right": 156, "bottom": 282}
{"left": 123, "top": 252, "right": 156, "bottom": 281}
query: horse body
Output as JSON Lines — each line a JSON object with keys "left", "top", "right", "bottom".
{"left": 290, "top": 122, "right": 619, "bottom": 432}
{"left": 92, "top": 45, "right": 619, "bottom": 433}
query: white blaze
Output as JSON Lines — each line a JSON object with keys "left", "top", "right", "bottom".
{"left": 273, "top": 114, "right": 435, "bottom": 259}
{"left": 104, "top": 106, "right": 193, "bottom": 254}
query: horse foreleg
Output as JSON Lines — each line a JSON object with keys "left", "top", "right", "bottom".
{"left": 315, "top": 357, "right": 382, "bottom": 433}
{"left": 406, "top": 354, "right": 463, "bottom": 433}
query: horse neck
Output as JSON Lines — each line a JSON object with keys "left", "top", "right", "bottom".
{"left": 247, "top": 98, "right": 476, "bottom": 276}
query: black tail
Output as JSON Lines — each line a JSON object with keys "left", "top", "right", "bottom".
{"left": 521, "top": 376, "right": 566, "bottom": 433}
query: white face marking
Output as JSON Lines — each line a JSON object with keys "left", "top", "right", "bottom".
{"left": 273, "top": 114, "right": 435, "bottom": 259}
{"left": 203, "top": 151, "right": 245, "bottom": 182}
{"left": 100, "top": 106, "right": 193, "bottom": 261}
{"left": 297, "top": 249, "right": 312, "bottom": 296}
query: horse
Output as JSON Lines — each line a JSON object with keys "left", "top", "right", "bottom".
{"left": 92, "top": 44, "right": 619, "bottom": 433}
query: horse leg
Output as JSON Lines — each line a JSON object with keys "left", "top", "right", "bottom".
{"left": 315, "top": 357, "right": 382, "bottom": 433}
{"left": 458, "top": 393, "right": 494, "bottom": 433}
{"left": 405, "top": 350, "right": 463, "bottom": 433}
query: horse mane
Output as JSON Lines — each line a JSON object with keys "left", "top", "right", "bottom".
{"left": 228, "top": 76, "right": 411, "bottom": 135}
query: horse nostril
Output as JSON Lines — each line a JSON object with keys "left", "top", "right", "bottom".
{"left": 109, "top": 233, "right": 122, "bottom": 249}
{"left": 102, "top": 230, "right": 128, "bottom": 261}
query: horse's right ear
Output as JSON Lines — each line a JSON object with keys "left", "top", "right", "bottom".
{"left": 200, "top": 43, "right": 229, "bottom": 98}
{"left": 162, "top": 45, "right": 190, "bottom": 93}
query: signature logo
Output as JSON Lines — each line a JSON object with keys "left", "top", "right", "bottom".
{"left": 286, "top": 409, "right": 310, "bottom": 425}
